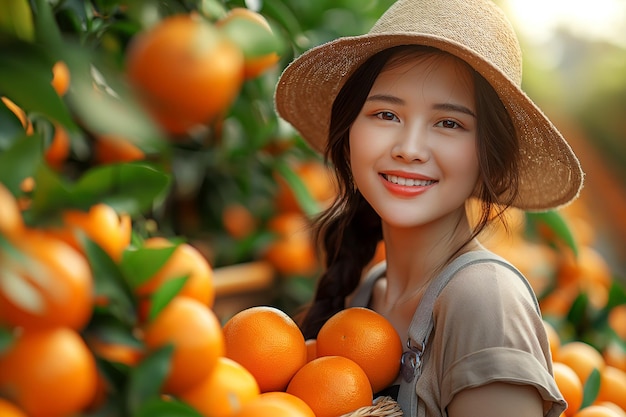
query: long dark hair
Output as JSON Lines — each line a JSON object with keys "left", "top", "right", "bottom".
{"left": 298, "top": 45, "right": 519, "bottom": 339}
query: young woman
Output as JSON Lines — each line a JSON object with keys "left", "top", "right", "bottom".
{"left": 274, "top": 0, "right": 584, "bottom": 415}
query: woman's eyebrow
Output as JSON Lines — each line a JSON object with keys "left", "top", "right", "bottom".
{"left": 365, "top": 94, "right": 405, "bottom": 105}
{"left": 433, "top": 103, "right": 476, "bottom": 118}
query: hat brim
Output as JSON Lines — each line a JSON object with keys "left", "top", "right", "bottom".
{"left": 275, "top": 33, "right": 584, "bottom": 211}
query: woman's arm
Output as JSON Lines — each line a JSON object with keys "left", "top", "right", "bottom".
{"left": 447, "top": 382, "right": 544, "bottom": 417}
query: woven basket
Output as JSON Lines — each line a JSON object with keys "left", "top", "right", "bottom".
{"left": 341, "top": 396, "right": 403, "bottom": 417}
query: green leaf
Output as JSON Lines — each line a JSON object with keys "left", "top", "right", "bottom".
{"left": 121, "top": 245, "right": 178, "bottom": 289}
{"left": 135, "top": 398, "right": 203, "bottom": 417}
{"left": 27, "top": 163, "right": 74, "bottom": 223}
{"left": 219, "top": 15, "right": 285, "bottom": 58}
{"left": 71, "top": 163, "right": 171, "bottom": 216}
{"left": 126, "top": 345, "right": 174, "bottom": 415}
{"left": 80, "top": 235, "right": 137, "bottom": 325}
{"left": 148, "top": 275, "right": 189, "bottom": 322}
{"left": 0, "top": 131, "right": 43, "bottom": 195}
{"left": 581, "top": 368, "right": 601, "bottom": 408}
{"left": 0, "top": 326, "right": 15, "bottom": 355}
{"left": 525, "top": 211, "right": 578, "bottom": 257}
{"left": 275, "top": 160, "right": 320, "bottom": 216}
{"left": 0, "top": 0, "right": 35, "bottom": 42}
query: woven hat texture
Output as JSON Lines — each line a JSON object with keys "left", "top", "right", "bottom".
{"left": 274, "top": 0, "right": 584, "bottom": 211}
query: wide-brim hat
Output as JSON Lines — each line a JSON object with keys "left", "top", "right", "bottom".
{"left": 274, "top": 0, "right": 584, "bottom": 211}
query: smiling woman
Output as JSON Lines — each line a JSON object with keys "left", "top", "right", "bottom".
{"left": 504, "top": 0, "right": 626, "bottom": 47}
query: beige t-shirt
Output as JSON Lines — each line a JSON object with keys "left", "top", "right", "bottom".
{"left": 350, "top": 257, "right": 566, "bottom": 417}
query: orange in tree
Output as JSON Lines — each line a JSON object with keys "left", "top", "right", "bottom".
{"left": 552, "top": 362, "right": 583, "bottom": 416}
{"left": 178, "top": 356, "right": 260, "bottom": 417}
{"left": 135, "top": 237, "right": 215, "bottom": 320}
{"left": 286, "top": 355, "right": 373, "bottom": 417}
{"left": 142, "top": 296, "right": 225, "bottom": 395}
{"left": 60, "top": 203, "right": 132, "bottom": 262}
{"left": 557, "top": 341, "right": 606, "bottom": 385}
{"left": 0, "top": 183, "right": 24, "bottom": 238}
{"left": 595, "top": 365, "right": 626, "bottom": 411}
{"left": 233, "top": 392, "right": 316, "bottom": 417}
{"left": 222, "top": 203, "right": 257, "bottom": 239}
{"left": 44, "top": 123, "right": 71, "bottom": 169}
{"left": 125, "top": 13, "right": 244, "bottom": 135}
{"left": 93, "top": 134, "right": 145, "bottom": 164}
{"left": 0, "top": 327, "right": 98, "bottom": 417}
{"left": 316, "top": 307, "right": 403, "bottom": 393}
{"left": 263, "top": 212, "right": 317, "bottom": 276}
{"left": 51, "top": 61, "right": 70, "bottom": 96}
{"left": 223, "top": 305, "right": 307, "bottom": 392}
{"left": 0, "top": 229, "right": 93, "bottom": 331}
{"left": 274, "top": 160, "right": 337, "bottom": 213}
{"left": 0, "top": 399, "right": 28, "bottom": 417}
{"left": 573, "top": 405, "right": 623, "bottom": 417}
{"left": 216, "top": 8, "right": 281, "bottom": 79}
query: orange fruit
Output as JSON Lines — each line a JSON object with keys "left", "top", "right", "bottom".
{"left": 142, "top": 296, "right": 225, "bottom": 395}
{"left": 93, "top": 134, "right": 145, "bottom": 164}
{"left": 1, "top": 97, "right": 33, "bottom": 135}
{"left": 316, "top": 307, "right": 403, "bottom": 393}
{"left": 135, "top": 237, "right": 215, "bottom": 319}
{"left": 553, "top": 362, "right": 583, "bottom": 416}
{"left": 51, "top": 61, "right": 70, "bottom": 96}
{"left": 0, "top": 327, "right": 98, "bottom": 417}
{"left": 594, "top": 402, "right": 626, "bottom": 417}
{"left": 263, "top": 212, "right": 317, "bottom": 276}
{"left": 178, "top": 356, "right": 260, "bottom": 417}
{"left": 286, "top": 355, "right": 373, "bottom": 417}
{"left": 544, "top": 319, "right": 562, "bottom": 361}
{"left": 216, "top": 8, "right": 280, "bottom": 79}
{"left": 603, "top": 340, "right": 626, "bottom": 373}
{"left": 557, "top": 341, "right": 606, "bottom": 385}
{"left": 573, "top": 405, "right": 623, "bottom": 417}
{"left": 305, "top": 338, "right": 317, "bottom": 363}
{"left": 60, "top": 203, "right": 132, "bottom": 262}
{"left": 222, "top": 203, "right": 257, "bottom": 239}
{"left": 595, "top": 366, "right": 626, "bottom": 411}
{"left": 233, "top": 391, "right": 316, "bottom": 417}
{"left": 608, "top": 304, "right": 626, "bottom": 341}
{"left": 0, "top": 183, "right": 24, "bottom": 238}
{"left": 44, "top": 123, "right": 71, "bottom": 169}
{"left": 125, "top": 13, "right": 244, "bottom": 135}
{"left": 0, "top": 398, "right": 28, "bottom": 417}
{"left": 0, "top": 229, "right": 93, "bottom": 331}
{"left": 223, "top": 305, "right": 307, "bottom": 392}
{"left": 274, "top": 160, "right": 337, "bottom": 213}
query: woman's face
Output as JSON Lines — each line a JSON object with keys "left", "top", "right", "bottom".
{"left": 349, "top": 53, "right": 479, "bottom": 230}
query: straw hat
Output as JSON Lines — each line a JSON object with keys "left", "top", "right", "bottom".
{"left": 274, "top": 0, "right": 584, "bottom": 211}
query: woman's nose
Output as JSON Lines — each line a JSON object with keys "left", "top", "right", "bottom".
{"left": 391, "top": 127, "right": 430, "bottom": 162}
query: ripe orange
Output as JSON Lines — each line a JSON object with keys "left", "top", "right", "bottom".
{"left": 608, "top": 304, "right": 626, "bottom": 341}
{"left": 594, "top": 402, "right": 626, "bottom": 417}
{"left": 316, "top": 307, "right": 403, "bottom": 393}
{"left": 216, "top": 8, "right": 280, "bottom": 79}
{"left": 595, "top": 366, "right": 626, "bottom": 411}
{"left": 0, "top": 327, "right": 98, "bottom": 417}
{"left": 263, "top": 212, "right": 317, "bottom": 276}
{"left": 60, "top": 203, "right": 132, "bottom": 262}
{"left": 222, "top": 203, "right": 257, "bottom": 239}
{"left": 125, "top": 13, "right": 244, "bottom": 135}
{"left": 44, "top": 123, "right": 71, "bottom": 169}
{"left": 553, "top": 362, "right": 583, "bottom": 416}
{"left": 135, "top": 237, "right": 215, "bottom": 319}
{"left": 0, "top": 229, "right": 93, "bottom": 331}
{"left": 93, "top": 134, "right": 145, "bottom": 164}
{"left": 557, "top": 341, "right": 606, "bottom": 385}
{"left": 51, "top": 61, "right": 70, "bottom": 96}
{"left": 0, "top": 398, "right": 28, "bottom": 417}
{"left": 223, "top": 305, "right": 307, "bottom": 392}
{"left": 286, "top": 355, "right": 373, "bottom": 417}
{"left": 573, "top": 405, "right": 623, "bottom": 417}
{"left": 305, "top": 338, "right": 317, "bottom": 363}
{"left": 142, "top": 297, "right": 225, "bottom": 395}
{"left": 0, "top": 182, "right": 24, "bottom": 238}
{"left": 603, "top": 340, "right": 626, "bottom": 373}
{"left": 178, "top": 356, "right": 260, "bottom": 417}
{"left": 233, "top": 391, "right": 316, "bottom": 417}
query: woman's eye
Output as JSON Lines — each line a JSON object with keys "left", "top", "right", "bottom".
{"left": 436, "top": 120, "right": 461, "bottom": 129}
{"left": 375, "top": 111, "right": 398, "bottom": 122}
